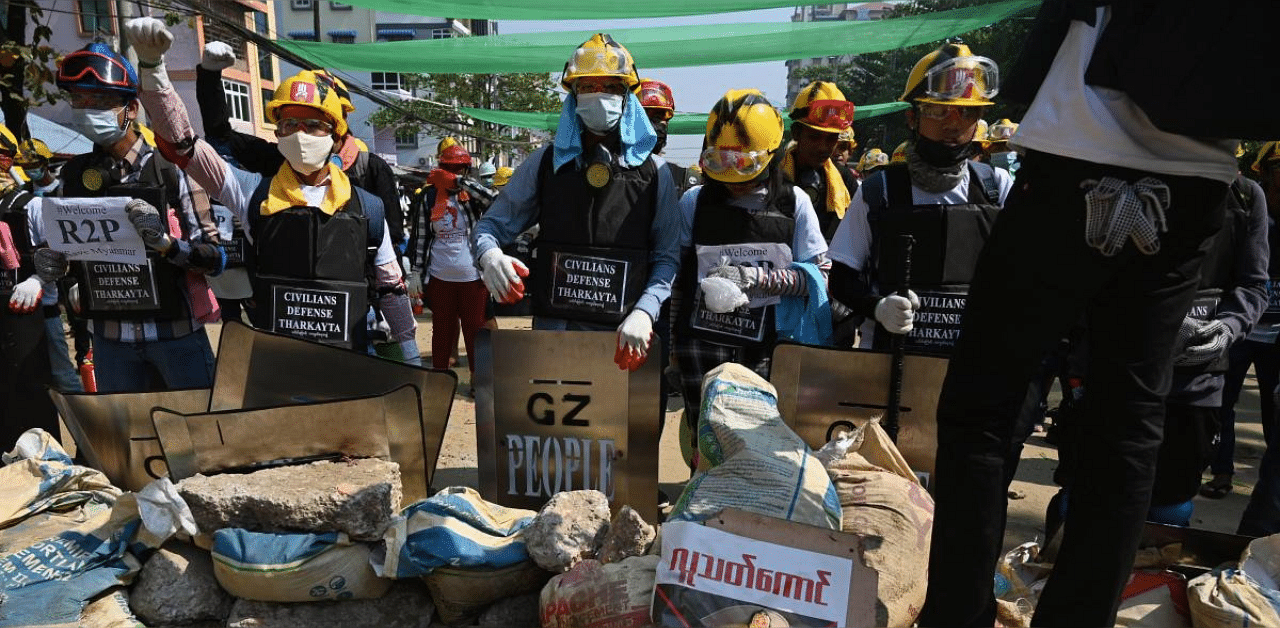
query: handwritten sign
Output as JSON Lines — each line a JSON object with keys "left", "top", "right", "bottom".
{"left": 42, "top": 197, "right": 145, "bottom": 264}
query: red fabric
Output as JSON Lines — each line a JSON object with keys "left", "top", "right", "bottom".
{"left": 426, "top": 169, "right": 469, "bottom": 223}
{"left": 166, "top": 209, "right": 220, "bottom": 324}
{"left": 0, "top": 222, "right": 17, "bottom": 269}
{"left": 425, "top": 278, "right": 488, "bottom": 373}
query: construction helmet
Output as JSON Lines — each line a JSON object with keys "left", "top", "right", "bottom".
{"left": 561, "top": 33, "right": 640, "bottom": 92}
{"left": 890, "top": 141, "right": 908, "bottom": 164}
{"left": 56, "top": 43, "right": 139, "bottom": 100}
{"left": 266, "top": 70, "right": 348, "bottom": 137}
{"left": 859, "top": 148, "right": 888, "bottom": 172}
{"left": 493, "top": 166, "right": 514, "bottom": 188}
{"left": 789, "top": 81, "right": 854, "bottom": 135}
{"left": 437, "top": 136, "right": 460, "bottom": 156}
{"left": 0, "top": 124, "right": 19, "bottom": 157}
{"left": 972, "top": 119, "right": 991, "bottom": 149}
{"left": 701, "top": 89, "right": 784, "bottom": 184}
{"left": 988, "top": 118, "right": 1018, "bottom": 142}
{"left": 314, "top": 70, "right": 357, "bottom": 116}
{"left": 15, "top": 138, "right": 51, "bottom": 166}
{"left": 439, "top": 144, "right": 472, "bottom": 166}
{"left": 1252, "top": 141, "right": 1280, "bottom": 173}
{"left": 638, "top": 78, "right": 675, "bottom": 121}
{"left": 837, "top": 127, "right": 857, "bottom": 149}
{"left": 900, "top": 43, "right": 998, "bottom": 107}
{"left": 477, "top": 160, "right": 497, "bottom": 177}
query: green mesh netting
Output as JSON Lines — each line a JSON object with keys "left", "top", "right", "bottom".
{"left": 325, "top": 0, "right": 839, "bottom": 20}
{"left": 459, "top": 101, "right": 911, "bottom": 134}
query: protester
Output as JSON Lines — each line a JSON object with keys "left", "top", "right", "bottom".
{"left": 471, "top": 33, "right": 680, "bottom": 372}
{"left": 833, "top": 127, "right": 857, "bottom": 172}
{"left": 126, "top": 18, "right": 420, "bottom": 364}
{"left": 920, "top": 5, "right": 1245, "bottom": 626}
{"left": 16, "top": 138, "right": 59, "bottom": 197}
{"left": 783, "top": 81, "right": 857, "bottom": 241}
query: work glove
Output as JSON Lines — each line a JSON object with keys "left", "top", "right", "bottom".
{"left": 700, "top": 276, "right": 749, "bottom": 314}
{"left": 127, "top": 199, "right": 174, "bottom": 254}
{"left": 124, "top": 17, "right": 173, "bottom": 66}
{"left": 478, "top": 247, "right": 528, "bottom": 305}
{"left": 201, "top": 41, "right": 236, "bottom": 71}
{"left": 874, "top": 290, "right": 921, "bottom": 335}
{"left": 33, "top": 248, "right": 69, "bottom": 283}
{"left": 68, "top": 283, "right": 80, "bottom": 313}
{"left": 8, "top": 276, "right": 41, "bottom": 314}
{"left": 707, "top": 262, "right": 765, "bottom": 292}
{"left": 1175, "top": 319, "right": 1232, "bottom": 367}
{"left": 405, "top": 259, "right": 423, "bottom": 300}
{"left": 614, "top": 309, "right": 653, "bottom": 372}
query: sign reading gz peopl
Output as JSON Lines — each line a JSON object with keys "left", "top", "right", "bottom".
{"left": 42, "top": 197, "right": 146, "bottom": 264}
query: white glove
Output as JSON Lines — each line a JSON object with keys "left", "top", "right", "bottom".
{"left": 201, "top": 41, "right": 236, "bottom": 71}
{"left": 68, "top": 283, "right": 80, "bottom": 313}
{"left": 1176, "top": 319, "right": 1232, "bottom": 366}
{"left": 617, "top": 309, "right": 653, "bottom": 356}
{"left": 124, "top": 17, "right": 173, "bottom": 65}
{"left": 8, "top": 276, "right": 42, "bottom": 314}
{"left": 478, "top": 247, "right": 528, "bottom": 304}
{"left": 404, "top": 256, "right": 423, "bottom": 300}
{"left": 127, "top": 199, "right": 174, "bottom": 254}
{"left": 874, "top": 290, "right": 921, "bottom": 335}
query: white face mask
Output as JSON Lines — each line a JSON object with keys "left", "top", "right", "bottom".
{"left": 70, "top": 107, "right": 128, "bottom": 146}
{"left": 277, "top": 132, "right": 335, "bottom": 175}
{"left": 575, "top": 92, "right": 624, "bottom": 134}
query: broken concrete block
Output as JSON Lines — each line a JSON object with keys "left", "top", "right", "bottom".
{"left": 478, "top": 593, "right": 541, "bottom": 627}
{"left": 226, "top": 580, "right": 434, "bottom": 628}
{"left": 523, "top": 490, "right": 611, "bottom": 573}
{"left": 177, "top": 459, "right": 401, "bottom": 541}
{"left": 129, "top": 542, "right": 234, "bottom": 625}
{"left": 597, "top": 505, "right": 656, "bottom": 564}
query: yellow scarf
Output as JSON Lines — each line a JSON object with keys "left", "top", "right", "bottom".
{"left": 260, "top": 161, "right": 352, "bottom": 217}
{"left": 782, "top": 146, "right": 850, "bottom": 219}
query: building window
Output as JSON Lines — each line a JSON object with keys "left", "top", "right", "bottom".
{"left": 395, "top": 129, "right": 419, "bottom": 149}
{"left": 223, "top": 79, "right": 252, "bottom": 123}
{"left": 371, "top": 72, "right": 403, "bottom": 92}
{"left": 77, "top": 1, "right": 114, "bottom": 35}
{"left": 329, "top": 31, "right": 356, "bottom": 43}
{"left": 262, "top": 88, "right": 274, "bottom": 124}
{"left": 290, "top": 0, "right": 313, "bottom": 9}
{"left": 330, "top": 2, "right": 353, "bottom": 9}
{"left": 431, "top": 28, "right": 451, "bottom": 40}
{"left": 254, "top": 12, "right": 274, "bottom": 81}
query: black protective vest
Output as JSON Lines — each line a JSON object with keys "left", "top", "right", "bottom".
{"left": 1180, "top": 177, "right": 1252, "bottom": 373}
{"left": 676, "top": 186, "right": 796, "bottom": 347}
{"left": 0, "top": 187, "right": 36, "bottom": 299}
{"left": 246, "top": 179, "right": 380, "bottom": 350}
{"left": 59, "top": 149, "right": 189, "bottom": 321}
{"left": 865, "top": 161, "right": 1001, "bottom": 355}
{"left": 530, "top": 148, "right": 658, "bottom": 324}
{"left": 1261, "top": 211, "right": 1280, "bottom": 331}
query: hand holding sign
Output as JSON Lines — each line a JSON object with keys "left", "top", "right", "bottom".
{"left": 126, "top": 199, "right": 174, "bottom": 255}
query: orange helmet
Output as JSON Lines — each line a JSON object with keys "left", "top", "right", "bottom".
{"left": 439, "top": 144, "right": 472, "bottom": 166}
{"left": 638, "top": 78, "right": 675, "bottom": 121}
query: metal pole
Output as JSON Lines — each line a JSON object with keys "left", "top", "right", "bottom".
{"left": 312, "top": 1, "right": 321, "bottom": 42}
{"left": 884, "top": 234, "right": 914, "bottom": 443}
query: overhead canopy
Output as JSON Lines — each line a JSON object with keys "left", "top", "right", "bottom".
{"left": 317, "top": 0, "right": 855, "bottom": 20}
{"left": 276, "top": 0, "right": 1038, "bottom": 73}
{"left": 459, "top": 101, "right": 912, "bottom": 135}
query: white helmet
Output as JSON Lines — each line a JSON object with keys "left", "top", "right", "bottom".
{"left": 477, "top": 160, "right": 497, "bottom": 178}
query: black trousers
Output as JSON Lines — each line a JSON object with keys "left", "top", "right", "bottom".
{"left": 918, "top": 151, "right": 1228, "bottom": 628}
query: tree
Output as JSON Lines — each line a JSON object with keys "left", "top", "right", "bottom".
{"left": 369, "top": 72, "right": 561, "bottom": 162}
{"left": 0, "top": 4, "right": 60, "bottom": 141}
{"left": 794, "top": 0, "right": 1035, "bottom": 155}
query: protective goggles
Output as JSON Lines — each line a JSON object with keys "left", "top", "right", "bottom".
{"left": 639, "top": 85, "right": 674, "bottom": 110}
{"left": 917, "top": 103, "right": 985, "bottom": 122}
{"left": 987, "top": 123, "right": 1016, "bottom": 141}
{"left": 276, "top": 117, "right": 335, "bottom": 136}
{"left": 923, "top": 56, "right": 998, "bottom": 101}
{"left": 798, "top": 99, "right": 854, "bottom": 130}
{"left": 700, "top": 147, "right": 775, "bottom": 180}
{"left": 58, "top": 52, "right": 133, "bottom": 89}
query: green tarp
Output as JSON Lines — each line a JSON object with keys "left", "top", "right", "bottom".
{"left": 326, "top": 0, "right": 837, "bottom": 20}
{"left": 459, "top": 101, "right": 911, "bottom": 134}
{"left": 277, "top": 1, "right": 1038, "bottom": 73}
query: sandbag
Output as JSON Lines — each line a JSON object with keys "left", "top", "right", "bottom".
{"left": 670, "top": 363, "right": 842, "bottom": 529}
{"left": 826, "top": 420, "right": 933, "bottom": 627}
{"left": 425, "top": 560, "right": 551, "bottom": 626}
{"left": 1116, "top": 570, "right": 1190, "bottom": 627}
{"left": 541, "top": 556, "right": 659, "bottom": 628}
{"left": 377, "top": 486, "right": 537, "bottom": 578}
{"left": 1188, "top": 535, "right": 1280, "bottom": 628}
{"left": 211, "top": 528, "right": 392, "bottom": 603}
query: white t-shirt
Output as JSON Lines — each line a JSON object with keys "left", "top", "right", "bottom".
{"left": 828, "top": 165, "right": 1014, "bottom": 272}
{"left": 678, "top": 185, "right": 828, "bottom": 264}
{"left": 1011, "top": 7, "right": 1238, "bottom": 184}
{"left": 427, "top": 195, "right": 480, "bottom": 283}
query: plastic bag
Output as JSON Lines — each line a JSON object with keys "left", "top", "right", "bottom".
{"left": 699, "top": 276, "right": 748, "bottom": 314}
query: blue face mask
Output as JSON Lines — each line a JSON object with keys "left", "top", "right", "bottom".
{"left": 69, "top": 107, "right": 127, "bottom": 146}
{"left": 575, "top": 92, "right": 624, "bottom": 135}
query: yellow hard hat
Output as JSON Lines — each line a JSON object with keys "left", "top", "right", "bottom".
{"left": 972, "top": 119, "right": 991, "bottom": 149}
{"left": 901, "top": 43, "right": 998, "bottom": 107}
{"left": 837, "top": 126, "right": 857, "bottom": 149}
{"left": 314, "top": 70, "right": 356, "bottom": 116}
{"left": 265, "top": 70, "right": 348, "bottom": 137}
{"left": 789, "top": 81, "right": 854, "bottom": 135}
{"left": 701, "top": 89, "right": 784, "bottom": 184}
{"left": 15, "top": 138, "right": 51, "bottom": 165}
{"left": 988, "top": 118, "right": 1018, "bottom": 142}
{"left": 890, "top": 141, "right": 908, "bottom": 164}
{"left": 0, "top": 124, "right": 18, "bottom": 156}
{"left": 437, "top": 136, "right": 460, "bottom": 157}
{"left": 561, "top": 33, "right": 640, "bottom": 91}
{"left": 859, "top": 148, "right": 888, "bottom": 171}
{"left": 1252, "top": 141, "right": 1280, "bottom": 173}
{"left": 493, "top": 166, "right": 515, "bottom": 188}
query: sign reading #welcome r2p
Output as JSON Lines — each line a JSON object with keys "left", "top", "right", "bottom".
{"left": 41, "top": 197, "right": 146, "bottom": 264}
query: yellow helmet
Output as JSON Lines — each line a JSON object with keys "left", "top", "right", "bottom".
{"left": 701, "top": 89, "right": 784, "bottom": 184}
{"left": 493, "top": 166, "right": 515, "bottom": 188}
{"left": 901, "top": 43, "right": 998, "bottom": 107}
{"left": 789, "top": 81, "right": 854, "bottom": 134}
{"left": 314, "top": 70, "right": 356, "bottom": 116}
{"left": 437, "top": 136, "right": 460, "bottom": 157}
{"left": 15, "top": 138, "right": 51, "bottom": 166}
{"left": 890, "top": 141, "right": 908, "bottom": 164}
{"left": 988, "top": 118, "right": 1018, "bottom": 142}
{"left": 1252, "top": 141, "right": 1280, "bottom": 173}
{"left": 561, "top": 33, "right": 640, "bottom": 91}
{"left": 265, "top": 70, "right": 348, "bottom": 137}
{"left": 837, "top": 126, "right": 857, "bottom": 149}
{"left": 859, "top": 148, "right": 888, "bottom": 171}
{"left": 0, "top": 124, "right": 18, "bottom": 156}
{"left": 972, "top": 119, "right": 991, "bottom": 149}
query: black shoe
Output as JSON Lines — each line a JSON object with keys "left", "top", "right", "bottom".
{"left": 658, "top": 489, "right": 671, "bottom": 509}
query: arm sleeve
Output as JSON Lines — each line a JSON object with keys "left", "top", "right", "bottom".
{"left": 634, "top": 156, "right": 681, "bottom": 320}
{"left": 473, "top": 146, "right": 546, "bottom": 261}
{"left": 195, "top": 65, "right": 233, "bottom": 142}
{"left": 373, "top": 226, "right": 417, "bottom": 343}
{"left": 1218, "top": 178, "right": 1270, "bottom": 340}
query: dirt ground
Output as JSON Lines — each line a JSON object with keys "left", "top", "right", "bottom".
{"left": 187, "top": 312, "right": 1267, "bottom": 552}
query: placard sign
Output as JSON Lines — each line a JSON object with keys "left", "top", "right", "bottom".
{"left": 690, "top": 243, "right": 791, "bottom": 343}
{"left": 211, "top": 204, "right": 248, "bottom": 267}
{"left": 82, "top": 260, "right": 162, "bottom": 311}
{"left": 905, "top": 289, "right": 968, "bottom": 355}
{"left": 549, "top": 252, "right": 629, "bottom": 317}
{"left": 0, "top": 268, "right": 15, "bottom": 296}
{"left": 271, "top": 284, "right": 351, "bottom": 344}
{"left": 42, "top": 197, "right": 145, "bottom": 264}
{"left": 474, "top": 329, "right": 660, "bottom": 523}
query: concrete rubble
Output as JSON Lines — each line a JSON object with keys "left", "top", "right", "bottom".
{"left": 523, "top": 490, "right": 613, "bottom": 573}
{"left": 130, "top": 542, "right": 235, "bottom": 625}
{"left": 597, "top": 505, "right": 656, "bottom": 564}
{"left": 225, "top": 580, "right": 435, "bottom": 628}
{"left": 477, "top": 592, "right": 541, "bottom": 627}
